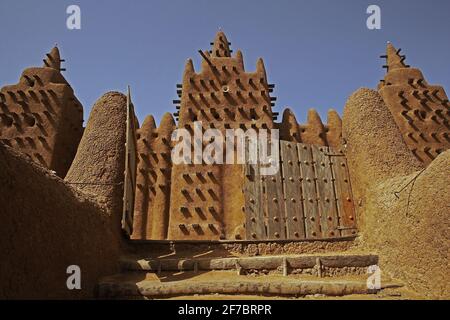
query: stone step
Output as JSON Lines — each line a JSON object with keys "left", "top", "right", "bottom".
{"left": 97, "top": 271, "right": 401, "bottom": 299}
{"left": 120, "top": 253, "right": 378, "bottom": 277}
{"left": 127, "top": 238, "right": 358, "bottom": 259}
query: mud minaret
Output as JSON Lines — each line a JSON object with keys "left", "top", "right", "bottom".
{"left": 378, "top": 43, "right": 450, "bottom": 165}
{"left": 0, "top": 46, "right": 83, "bottom": 177}
{"left": 167, "top": 31, "right": 277, "bottom": 240}
{"left": 131, "top": 31, "right": 348, "bottom": 241}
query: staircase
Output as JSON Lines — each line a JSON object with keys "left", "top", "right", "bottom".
{"left": 97, "top": 244, "right": 409, "bottom": 299}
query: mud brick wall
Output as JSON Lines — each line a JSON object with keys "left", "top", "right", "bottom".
{"left": 131, "top": 116, "right": 156, "bottom": 240}
{"left": 0, "top": 91, "right": 132, "bottom": 298}
{"left": 65, "top": 92, "right": 128, "bottom": 229}
{"left": 166, "top": 32, "right": 278, "bottom": 240}
{"left": 131, "top": 113, "right": 175, "bottom": 240}
{"left": 0, "top": 141, "right": 122, "bottom": 299}
{"left": 342, "top": 87, "right": 448, "bottom": 299}
{"left": 279, "top": 108, "right": 343, "bottom": 150}
{"left": 133, "top": 32, "right": 347, "bottom": 241}
{"left": 378, "top": 43, "right": 450, "bottom": 166}
{"left": 0, "top": 47, "right": 83, "bottom": 177}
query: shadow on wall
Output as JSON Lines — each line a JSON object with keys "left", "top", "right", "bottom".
{"left": 0, "top": 91, "right": 129, "bottom": 299}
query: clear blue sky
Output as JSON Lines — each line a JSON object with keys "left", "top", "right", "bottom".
{"left": 1, "top": 0, "right": 449, "bottom": 125}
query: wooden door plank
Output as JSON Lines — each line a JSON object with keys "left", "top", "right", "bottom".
{"left": 263, "top": 157, "right": 286, "bottom": 240}
{"left": 244, "top": 148, "right": 266, "bottom": 240}
{"left": 280, "top": 141, "right": 306, "bottom": 239}
{"left": 311, "top": 145, "right": 340, "bottom": 238}
{"left": 259, "top": 172, "right": 269, "bottom": 239}
{"left": 329, "top": 149, "right": 357, "bottom": 237}
{"left": 297, "top": 143, "right": 321, "bottom": 238}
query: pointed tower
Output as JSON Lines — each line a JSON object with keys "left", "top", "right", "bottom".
{"left": 43, "top": 46, "right": 63, "bottom": 70}
{"left": 384, "top": 42, "right": 408, "bottom": 72}
{"left": 280, "top": 108, "right": 301, "bottom": 142}
{"left": 0, "top": 46, "right": 83, "bottom": 177}
{"left": 131, "top": 115, "right": 157, "bottom": 240}
{"left": 147, "top": 113, "right": 176, "bottom": 240}
{"left": 326, "top": 109, "right": 343, "bottom": 149}
{"left": 301, "top": 109, "right": 327, "bottom": 145}
{"left": 378, "top": 43, "right": 450, "bottom": 165}
{"left": 210, "top": 31, "right": 232, "bottom": 57}
{"left": 166, "top": 31, "right": 278, "bottom": 240}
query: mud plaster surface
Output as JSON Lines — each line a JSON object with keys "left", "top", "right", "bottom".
{"left": 65, "top": 91, "right": 127, "bottom": 230}
{"left": 342, "top": 88, "right": 449, "bottom": 299}
{"left": 0, "top": 143, "right": 122, "bottom": 299}
{"left": 362, "top": 151, "right": 450, "bottom": 299}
